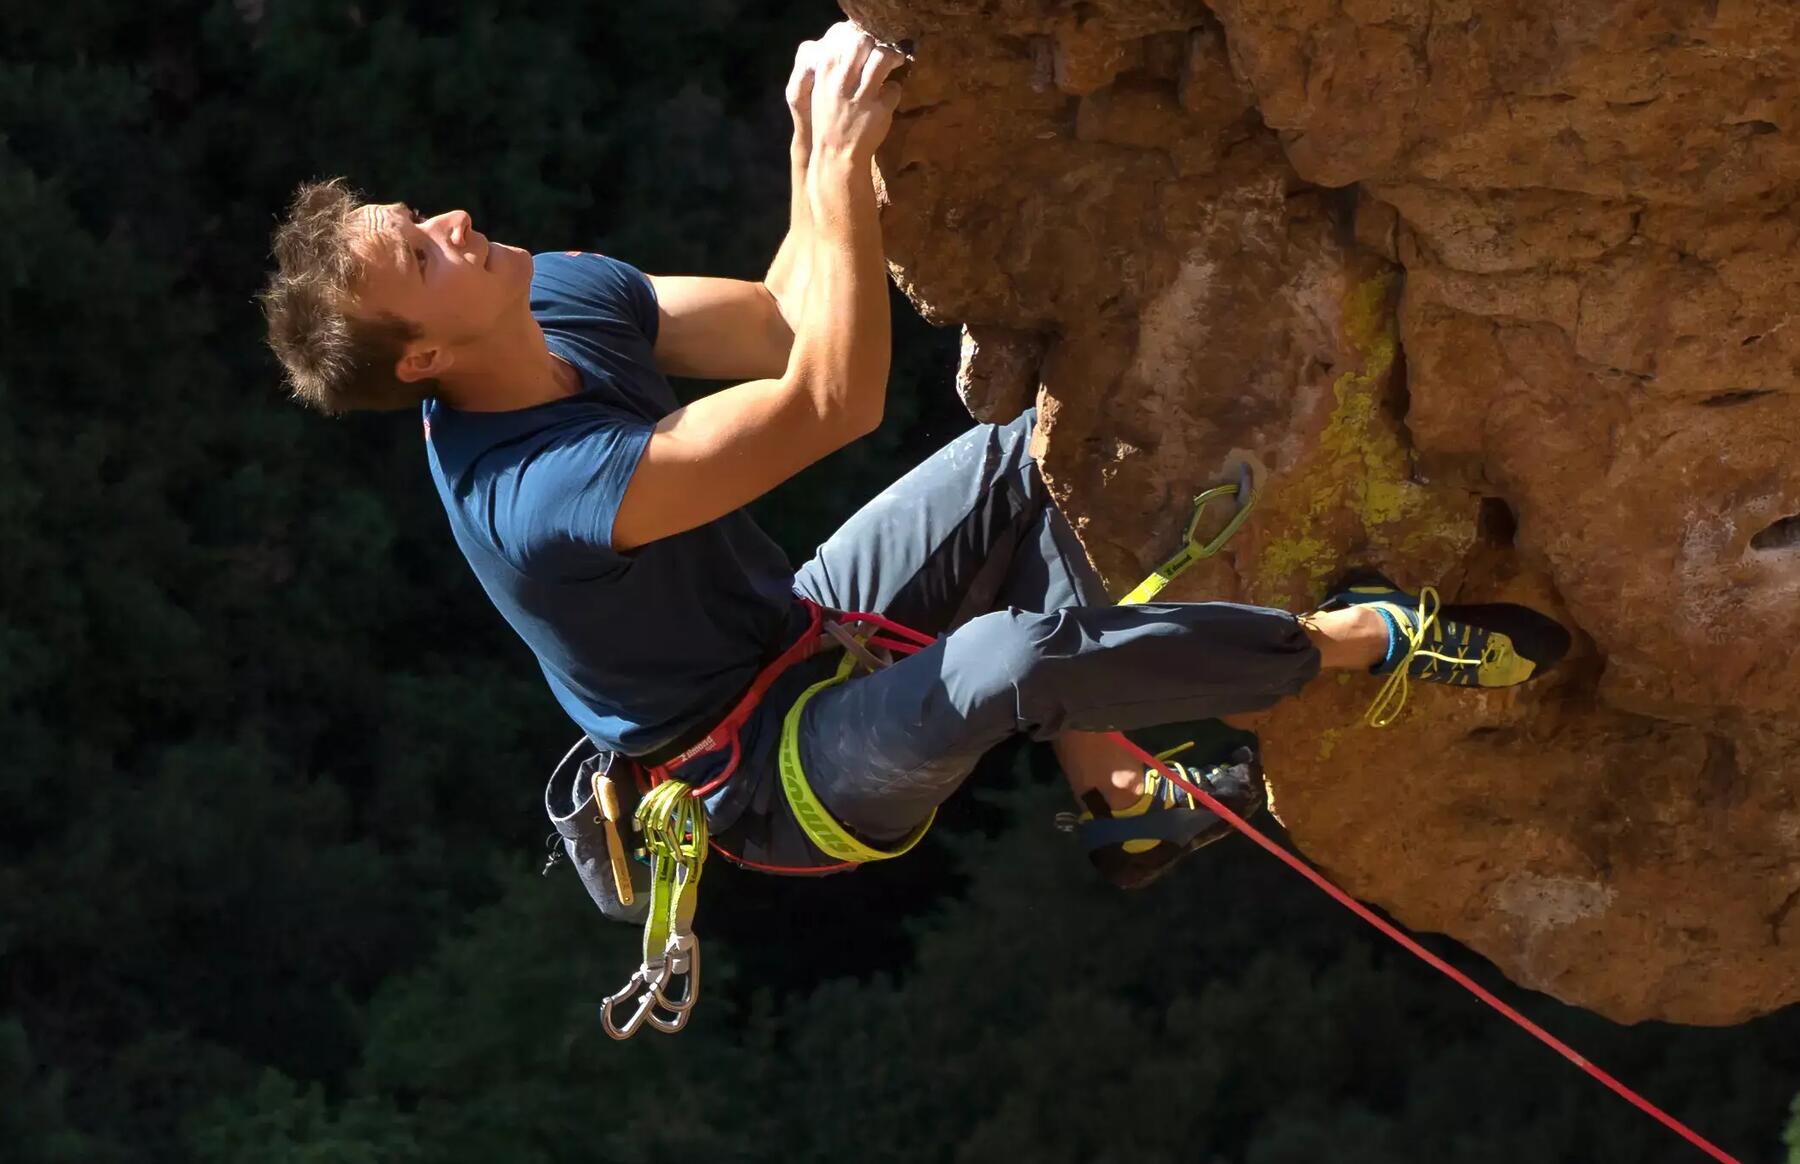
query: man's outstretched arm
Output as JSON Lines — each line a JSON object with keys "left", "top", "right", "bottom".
{"left": 610, "top": 24, "right": 904, "bottom": 553}
{"left": 645, "top": 43, "right": 816, "bottom": 382}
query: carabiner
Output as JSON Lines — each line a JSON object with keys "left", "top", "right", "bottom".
{"left": 600, "top": 959, "right": 672, "bottom": 1041}
{"left": 1184, "top": 482, "right": 1252, "bottom": 559}
{"left": 650, "top": 933, "right": 701, "bottom": 1022}
{"left": 1120, "top": 457, "right": 1262, "bottom": 606}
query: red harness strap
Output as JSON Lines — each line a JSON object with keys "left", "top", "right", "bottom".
{"left": 640, "top": 597, "right": 829, "bottom": 799}
{"left": 639, "top": 599, "right": 937, "bottom": 875}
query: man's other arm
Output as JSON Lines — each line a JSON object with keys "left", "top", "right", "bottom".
{"left": 609, "top": 26, "right": 904, "bottom": 553}
{"left": 645, "top": 275, "right": 793, "bottom": 381}
{"left": 644, "top": 43, "right": 815, "bottom": 383}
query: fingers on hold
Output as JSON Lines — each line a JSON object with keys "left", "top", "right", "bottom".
{"left": 787, "top": 51, "right": 817, "bottom": 104}
{"left": 820, "top": 20, "right": 873, "bottom": 67}
{"left": 857, "top": 45, "right": 908, "bottom": 98}
{"left": 844, "top": 33, "right": 875, "bottom": 83}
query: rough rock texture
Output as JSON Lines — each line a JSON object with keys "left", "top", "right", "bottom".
{"left": 845, "top": 0, "right": 1800, "bottom": 1024}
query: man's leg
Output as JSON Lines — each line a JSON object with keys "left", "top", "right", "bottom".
{"left": 798, "top": 565, "right": 1570, "bottom": 847}
{"left": 790, "top": 408, "right": 1102, "bottom": 631}
{"left": 1051, "top": 605, "right": 1387, "bottom": 806}
{"left": 798, "top": 599, "right": 1348, "bottom": 842}
{"left": 791, "top": 409, "right": 1139, "bottom": 806}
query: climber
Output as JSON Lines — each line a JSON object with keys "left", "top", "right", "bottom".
{"left": 258, "top": 21, "right": 1571, "bottom": 904}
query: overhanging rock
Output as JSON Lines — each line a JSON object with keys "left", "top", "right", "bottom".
{"left": 847, "top": 0, "right": 1800, "bottom": 1024}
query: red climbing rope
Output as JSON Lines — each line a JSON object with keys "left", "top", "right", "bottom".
{"left": 1106, "top": 731, "right": 1743, "bottom": 1164}
{"left": 655, "top": 594, "right": 1740, "bottom": 1160}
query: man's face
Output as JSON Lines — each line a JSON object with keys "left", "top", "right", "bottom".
{"left": 346, "top": 201, "right": 534, "bottom": 381}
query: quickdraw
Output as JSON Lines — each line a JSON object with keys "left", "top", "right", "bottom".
{"left": 596, "top": 779, "right": 704, "bottom": 1038}
{"left": 1119, "top": 453, "right": 1261, "bottom": 604}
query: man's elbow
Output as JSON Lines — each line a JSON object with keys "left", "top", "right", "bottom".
{"left": 847, "top": 401, "right": 883, "bottom": 439}
{"left": 758, "top": 283, "right": 797, "bottom": 373}
{"left": 782, "top": 354, "right": 883, "bottom": 446}
{"left": 822, "top": 381, "right": 883, "bottom": 442}
{"left": 810, "top": 399, "right": 880, "bottom": 451}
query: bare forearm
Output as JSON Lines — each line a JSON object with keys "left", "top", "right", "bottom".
{"left": 784, "top": 155, "right": 889, "bottom": 434}
{"left": 762, "top": 137, "right": 812, "bottom": 327}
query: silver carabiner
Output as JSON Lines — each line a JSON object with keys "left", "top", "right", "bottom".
{"left": 644, "top": 999, "right": 693, "bottom": 1034}
{"left": 648, "top": 933, "right": 701, "bottom": 1030}
{"left": 600, "top": 959, "right": 671, "bottom": 1041}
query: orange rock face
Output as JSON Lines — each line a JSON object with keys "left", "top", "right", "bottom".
{"left": 846, "top": 0, "right": 1800, "bottom": 1023}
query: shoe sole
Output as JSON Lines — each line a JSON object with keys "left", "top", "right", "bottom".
{"left": 1088, "top": 748, "right": 1267, "bottom": 889}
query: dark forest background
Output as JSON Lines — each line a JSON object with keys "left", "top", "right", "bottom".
{"left": 3, "top": 1, "right": 1797, "bottom": 1160}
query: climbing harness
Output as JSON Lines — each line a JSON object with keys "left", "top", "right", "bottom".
{"left": 779, "top": 653, "right": 935, "bottom": 864}
{"left": 591, "top": 596, "right": 937, "bottom": 1039}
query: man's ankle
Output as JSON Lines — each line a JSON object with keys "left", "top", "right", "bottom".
{"left": 1302, "top": 605, "right": 1389, "bottom": 671}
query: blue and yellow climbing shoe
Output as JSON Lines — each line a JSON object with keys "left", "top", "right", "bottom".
{"left": 1321, "top": 569, "right": 1571, "bottom": 727}
{"left": 1060, "top": 744, "right": 1264, "bottom": 890}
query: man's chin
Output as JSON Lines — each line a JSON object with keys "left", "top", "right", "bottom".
{"left": 486, "top": 243, "right": 529, "bottom": 288}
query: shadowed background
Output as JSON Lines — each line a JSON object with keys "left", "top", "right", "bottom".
{"left": 2, "top": 1, "right": 1796, "bottom": 1161}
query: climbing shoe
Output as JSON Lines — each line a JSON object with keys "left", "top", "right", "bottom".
{"left": 1319, "top": 569, "right": 1571, "bottom": 727}
{"left": 1059, "top": 744, "right": 1265, "bottom": 891}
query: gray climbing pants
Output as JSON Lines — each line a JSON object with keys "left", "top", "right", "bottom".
{"left": 709, "top": 408, "right": 1320, "bottom": 862}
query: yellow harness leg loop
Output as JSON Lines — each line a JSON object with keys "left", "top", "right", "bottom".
{"left": 779, "top": 652, "right": 934, "bottom": 864}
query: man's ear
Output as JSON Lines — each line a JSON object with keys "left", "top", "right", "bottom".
{"left": 396, "top": 345, "right": 451, "bottom": 383}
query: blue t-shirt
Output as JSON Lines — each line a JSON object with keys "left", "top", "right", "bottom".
{"left": 422, "top": 251, "right": 804, "bottom": 758}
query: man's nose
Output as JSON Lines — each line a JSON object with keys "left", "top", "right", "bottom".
{"left": 441, "top": 209, "right": 474, "bottom": 245}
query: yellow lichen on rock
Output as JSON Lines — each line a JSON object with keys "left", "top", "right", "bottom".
{"left": 1244, "top": 271, "right": 1476, "bottom": 608}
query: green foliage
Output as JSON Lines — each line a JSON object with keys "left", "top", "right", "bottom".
{"left": 179, "top": 782, "right": 1800, "bottom": 1164}
{"left": 0, "top": 1019, "right": 116, "bottom": 1164}
{"left": 187, "top": 1071, "right": 418, "bottom": 1164}
{"left": 4, "top": 2, "right": 1797, "bottom": 1163}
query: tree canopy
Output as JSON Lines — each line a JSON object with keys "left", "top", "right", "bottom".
{"left": 3, "top": 1, "right": 1796, "bottom": 1161}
